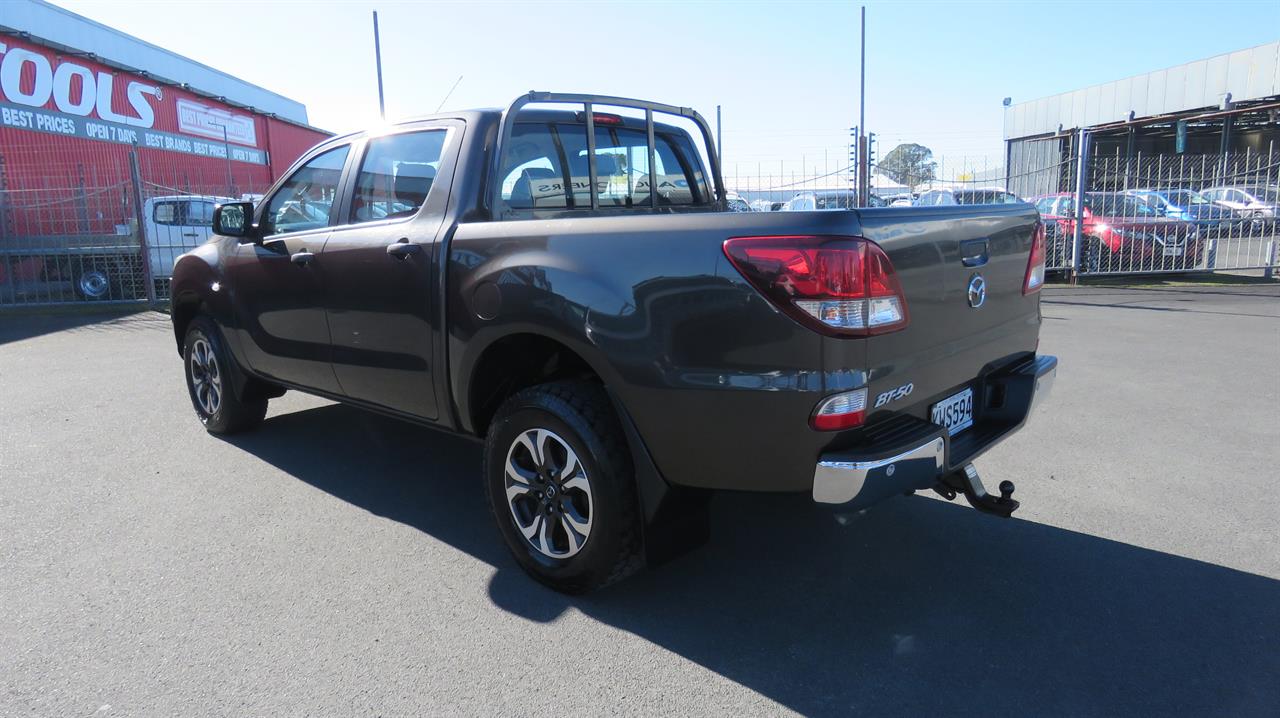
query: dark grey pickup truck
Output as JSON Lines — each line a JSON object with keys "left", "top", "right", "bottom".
{"left": 170, "top": 92, "right": 1057, "bottom": 593}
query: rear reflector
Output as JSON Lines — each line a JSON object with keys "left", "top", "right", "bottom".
{"left": 1024, "top": 221, "right": 1046, "bottom": 295}
{"left": 811, "top": 389, "right": 868, "bottom": 431}
{"left": 722, "top": 235, "right": 909, "bottom": 336}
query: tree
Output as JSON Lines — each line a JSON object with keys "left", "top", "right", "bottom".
{"left": 879, "top": 143, "right": 937, "bottom": 191}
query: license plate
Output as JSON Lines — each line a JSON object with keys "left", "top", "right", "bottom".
{"left": 931, "top": 387, "right": 974, "bottom": 436}
{"left": 1162, "top": 245, "right": 1183, "bottom": 257}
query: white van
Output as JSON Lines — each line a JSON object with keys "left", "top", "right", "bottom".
{"left": 145, "top": 195, "right": 236, "bottom": 281}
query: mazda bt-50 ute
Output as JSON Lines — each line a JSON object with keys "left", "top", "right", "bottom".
{"left": 170, "top": 93, "right": 1057, "bottom": 593}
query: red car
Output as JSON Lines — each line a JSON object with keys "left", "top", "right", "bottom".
{"left": 1031, "top": 192, "right": 1203, "bottom": 272}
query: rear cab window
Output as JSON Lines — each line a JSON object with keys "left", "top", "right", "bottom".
{"left": 499, "top": 106, "right": 712, "bottom": 216}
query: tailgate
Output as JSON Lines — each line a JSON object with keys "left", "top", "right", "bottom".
{"left": 844, "top": 204, "right": 1042, "bottom": 422}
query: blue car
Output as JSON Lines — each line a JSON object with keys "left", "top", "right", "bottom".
{"left": 1128, "top": 189, "right": 1238, "bottom": 234}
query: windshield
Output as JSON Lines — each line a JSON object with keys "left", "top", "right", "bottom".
{"left": 815, "top": 193, "right": 857, "bottom": 210}
{"left": 955, "top": 190, "right": 1018, "bottom": 205}
{"left": 1247, "top": 186, "right": 1279, "bottom": 203}
{"left": 1162, "top": 190, "right": 1210, "bottom": 206}
{"left": 1085, "top": 193, "right": 1152, "bottom": 217}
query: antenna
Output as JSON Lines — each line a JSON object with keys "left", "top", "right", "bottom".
{"left": 436, "top": 76, "right": 464, "bottom": 113}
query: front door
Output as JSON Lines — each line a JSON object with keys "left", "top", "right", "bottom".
{"left": 229, "top": 144, "right": 351, "bottom": 393}
{"left": 319, "top": 125, "right": 457, "bottom": 419}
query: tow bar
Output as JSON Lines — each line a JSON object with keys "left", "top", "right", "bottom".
{"left": 933, "top": 464, "right": 1019, "bottom": 518}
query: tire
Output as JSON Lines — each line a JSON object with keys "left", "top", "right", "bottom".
{"left": 1081, "top": 237, "right": 1103, "bottom": 274}
{"left": 483, "top": 380, "right": 643, "bottom": 594}
{"left": 74, "top": 260, "right": 112, "bottom": 301}
{"left": 182, "top": 316, "right": 268, "bottom": 435}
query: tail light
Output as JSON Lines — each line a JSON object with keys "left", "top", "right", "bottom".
{"left": 811, "top": 388, "right": 867, "bottom": 431}
{"left": 722, "top": 235, "right": 909, "bottom": 336}
{"left": 1024, "top": 221, "right": 1046, "bottom": 295}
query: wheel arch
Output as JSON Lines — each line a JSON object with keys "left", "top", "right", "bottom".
{"left": 169, "top": 248, "right": 230, "bottom": 356}
{"left": 463, "top": 330, "right": 612, "bottom": 438}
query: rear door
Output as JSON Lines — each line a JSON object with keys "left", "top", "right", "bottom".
{"left": 319, "top": 122, "right": 460, "bottom": 419}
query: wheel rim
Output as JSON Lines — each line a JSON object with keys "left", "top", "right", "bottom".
{"left": 504, "top": 428, "right": 594, "bottom": 560}
{"left": 189, "top": 337, "right": 222, "bottom": 416}
{"left": 78, "top": 270, "right": 109, "bottom": 298}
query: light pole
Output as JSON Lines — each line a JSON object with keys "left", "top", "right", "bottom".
{"left": 716, "top": 105, "right": 722, "bottom": 164}
{"left": 373, "top": 11, "right": 386, "bottom": 120}
{"left": 211, "top": 120, "right": 234, "bottom": 196}
{"left": 858, "top": 5, "right": 867, "bottom": 207}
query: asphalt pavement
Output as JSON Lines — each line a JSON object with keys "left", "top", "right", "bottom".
{"left": 2, "top": 283, "right": 1278, "bottom": 716}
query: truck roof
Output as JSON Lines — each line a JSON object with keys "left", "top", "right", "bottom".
{"left": 322, "top": 108, "right": 693, "bottom": 147}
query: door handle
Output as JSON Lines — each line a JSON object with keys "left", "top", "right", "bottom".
{"left": 387, "top": 239, "right": 421, "bottom": 258}
{"left": 960, "top": 239, "right": 989, "bottom": 267}
{"left": 182, "top": 232, "right": 200, "bottom": 238}
{"left": 291, "top": 250, "right": 315, "bottom": 266}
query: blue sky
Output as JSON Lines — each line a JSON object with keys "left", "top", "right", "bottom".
{"left": 52, "top": 0, "right": 1280, "bottom": 183}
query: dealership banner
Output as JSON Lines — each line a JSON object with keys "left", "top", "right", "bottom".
{"left": 0, "top": 37, "right": 267, "bottom": 165}
{"left": 0, "top": 101, "right": 267, "bottom": 164}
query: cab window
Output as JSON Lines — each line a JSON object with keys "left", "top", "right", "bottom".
{"left": 501, "top": 123, "right": 568, "bottom": 209}
{"left": 349, "top": 130, "right": 447, "bottom": 224}
{"left": 261, "top": 145, "right": 350, "bottom": 236}
{"left": 499, "top": 117, "right": 710, "bottom": 211}
{"left": 153, "top": 199, "right": 214, "bottom": 226}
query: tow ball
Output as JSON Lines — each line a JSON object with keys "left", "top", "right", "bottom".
{"left": 933, "top": 463, "right": 1019, "bottom": 518}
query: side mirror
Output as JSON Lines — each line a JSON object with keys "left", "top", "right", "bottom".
{"left": 213, "top": 201, "right": 256, "bottom": 240}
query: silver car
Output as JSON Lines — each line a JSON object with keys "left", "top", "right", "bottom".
{"left": 1200, "top": 185, "right": 1279, "bottom": 221}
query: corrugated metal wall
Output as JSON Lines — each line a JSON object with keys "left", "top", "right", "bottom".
{"left": 1007, "top": 136, "right": 1069, "bottom": 199}
{"left": 1004, "top": 41, "right": 1280, "bottom": 140}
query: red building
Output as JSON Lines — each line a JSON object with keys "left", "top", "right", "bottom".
{"left": 0, "top": 32, "right": 329, "bottom": 235}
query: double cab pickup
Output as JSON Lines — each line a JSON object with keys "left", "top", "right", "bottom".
{"left": 170, "top": 93, "right": 1057, "bottom": 592}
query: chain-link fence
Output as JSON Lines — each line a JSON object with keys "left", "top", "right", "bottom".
{"left": 1, "top": 141, "right": 273, "bottom": 307}
{"left": 5, "top": 127, "right": 1277, "bottom": 309}
{"left": 723, "top": 136, "right": 1278, "bottom": 280}
{"left": 1069, "top": 146, "right": 1279, "bottom": 275}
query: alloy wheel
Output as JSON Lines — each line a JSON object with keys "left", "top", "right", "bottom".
{"left": 504, "top": 428, "right": 594, "bottom": 559}
{"left": 189, "top": 337, "right": 222, "bottom": 416}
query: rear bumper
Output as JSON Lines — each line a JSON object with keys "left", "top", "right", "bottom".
{"left": 813, "top": 354, "right": 1057, "bottom": 506}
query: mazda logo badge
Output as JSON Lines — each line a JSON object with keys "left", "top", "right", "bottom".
{"left": 967, "top": 274, "right": 986, "bottom": 308}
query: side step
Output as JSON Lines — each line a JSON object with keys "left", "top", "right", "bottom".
{"left": 935, "top": 463, "right": 1020, "bottom": 518}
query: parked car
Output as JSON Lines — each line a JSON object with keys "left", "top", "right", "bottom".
{"left": 1032, "top": 192, "right": 1202, "bottom": 272}
{"left": 782, "top": 191, "right": 886, "bottom": 210}
{"left": 1126, "top": 189, "right": 1237, "bottom": 234}
{"left": 171, "top": 92, "right": 1055, "bottom": 593}
{"left": 726, "top": 191, "right": 752, "bottom": 212}
{"left": 1200, "top": 185, "right": 1279, "bottom": 227}
{"left": 914, "top": 188, "right": 1021, "bottom": 206}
